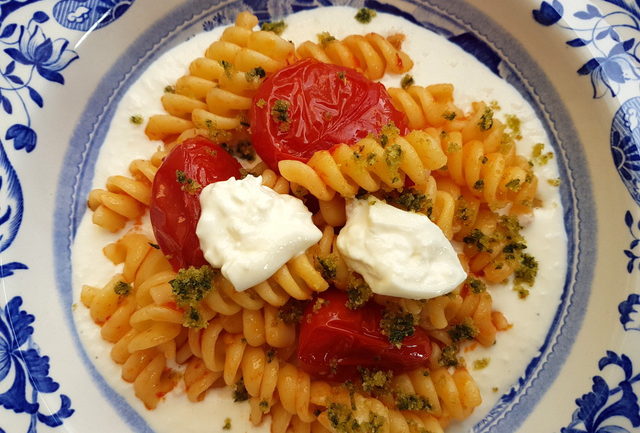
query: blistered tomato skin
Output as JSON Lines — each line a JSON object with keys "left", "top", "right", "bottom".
{"left": 150, "top": 136, "right": 242, "bottom": 270}
{"left": 298, "top": 289, "right": 431, "bottom": 381}
{"left": 249, "top": 58, "right": 409, "bottom": 171}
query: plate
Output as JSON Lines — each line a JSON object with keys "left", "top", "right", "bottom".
{"left": 0, "top": 1, "right": 638, "bottom": 432}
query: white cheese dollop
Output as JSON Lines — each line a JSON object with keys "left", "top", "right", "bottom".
{"left": 336, "top": 198, "right": 467, "bottom": 299}
{"left": 196, "top": 175, "right": 322, "bottom": 291}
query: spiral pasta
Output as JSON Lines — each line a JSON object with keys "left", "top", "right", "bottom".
{"left": 278, "top": 129, "right": 447, "bottom": 201}
{"left": 146, "top": 11, "right": 295, "bottom": 141}
{"left": 297, "top": 32, "right": 413, "bottom": 80}
{"left": 87, "top": 153, "right": 163, "bottom": 232}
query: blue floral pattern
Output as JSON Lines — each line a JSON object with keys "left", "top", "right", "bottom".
{"left": 611, "top": 98, "right": 640, "bottom": 207}
{"left": 562, "top": 352, "right": 640, "bottom": 433}
{"left": 561, "top": 207, "right": 640, "bottom": 431}
{"left": 624, "top": 210, "right": 640, "bottom": 271}
{"left": 0, "top": 297, "right": 74, "bottom": 432}
{"left": 1, "top": 0, "right": 133, "bottom": 431}
{"left": 619, "top": 294, "right": 640, "bottom": 331}
{"left": 0, "top": 0, "right": 134, "bottom": 283}
{"left": 533, "top": 0, "right": 640, "bottom": 98}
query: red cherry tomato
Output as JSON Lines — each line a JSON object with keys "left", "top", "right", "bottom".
{"left": 150, "top": 136, "right": 242, "bottom": 270}
{"left": 298, "top": 290, "right": 431, "bottom": 381}
{"left": 249, "top": 58, "right": 409, "bottom": 170}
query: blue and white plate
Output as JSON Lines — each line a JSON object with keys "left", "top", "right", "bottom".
{"left": 1, "top": 1, "right": 638, "bottom": 432}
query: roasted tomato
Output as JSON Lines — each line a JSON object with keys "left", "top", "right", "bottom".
{"left": 150, "top": 136, "right": 242, "bottom": 270}
{"left": 298, "top": 289, "right": 431, "bottom": 380}
{"left": 249, "top": 58, "right": 408, "bottom": 170}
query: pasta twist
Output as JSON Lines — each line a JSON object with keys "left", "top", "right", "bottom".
{"left": 80, "top": 274, "right": 178, "bottom": 409}
{"left": 297, "top": 32, "right": 413, "bottom": 80}
{"left": 87, "top": 154, "right": 162, "bottom": 232}
{"left": 278, "top": 130, "right": 447, "bottom": 201}
{"left": 392, "top": 367, "right": 481, "bottom": 423}
{"left": 179, "top": 329, "right": 332, "bottom": 425}
{"left": 387, "top": 84, "right": 462, "bottom": 130}
{"left": 146, "top": 11, "right": 295, "bottom": 141}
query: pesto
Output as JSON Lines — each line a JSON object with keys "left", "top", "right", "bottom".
{"left": 354, "top": 7, "right": 377, "bottom": 23}
{"left": 232, "top": 378, "right": 249, "bottom": 402}
{"left": 219, "top": 59, "right": 233, "bottom": 78}
{"left": 164, "top": 85, "right": 175, "bottom": 93}
{"left": 547, "top": 178, "right": 561, "bottom": 187}
{"left": 170, "top": 265, "right": 215, "bottom": 309}
{"left": 129, "top": 114, "right": 143, "bottom": 125}
{"left": 466, "top": 276, "right": 487, "bottom": 294}
{"left": 380, "top": 310, "right": 415, "bottom": 347}
{"left": 271, "top": 99, "right": 291, "bottom": 132}
{"left": 462, "top": 229, "right": 493, "bottom": 253}
{"left": 400, "top": 74, "right": 414, "bottom": 89}
{"left": 382, "top": 189, "right": 430, "bottom": 214}
{"left": 113, "top": 281, "right": 131, "bottom": 296}
{"left": 395, "top": 393, "right": 432, "bottom": 411}
{"left": 442, "top": 111, "right": 457, "bottom": 121}
{"left": 359, "top": 368, "right": 392, "bottom": 395}
{"left": 531, "top": 143, "right": 554, "bottom": 166}
{"left": 346, "top": 274, "right": 373, "bottom": 310}
{"left": 318, "top": 31, "right": 336, "bottom": 45}
{"left": 222, "top": 418, "right": 231, "bottom": 430}
{"left": 448, "top": 318, "right": 479, "bottom": 342}
{"left": 504, "top": 178, "right": 522, "bottom": 192}
{"left": 245, "top": 66, "right": 266, "bottom": 82}
{"left": 317, "top": 255, "right": 338, "bottom": 280}
{"left": 221, "top": 140, "right": 256, "bottom": 161}
{"left": 477, "top": 107, "right": 494, "bottom": 131}
{"left": 326, "top": 403, "right": 385, "bottom": 433}
{"left": 261, "top": 20, "right": 286, "bottom": 35}
{"left": 259, "top": 400, "right": 269, "bottom": 412}
{"left": 175, "top": 169, "right": 202, "bottom": 194}
{"left": 438, "top": 345, "right": 460, "bottom": 367}
{"left": 514, "top": 253, "right": 538, "bottom": 286}
{"left": 183, "top": 306, "right": 207, "bottom": 329}
{"left": 473, "top": 358, "right": 490, "bottom": 370}
{"left": 384, "top": 143, "right": 402, "bottom": 168}
{"left": 278, "top": 299, "right": 306, "bottom": 324}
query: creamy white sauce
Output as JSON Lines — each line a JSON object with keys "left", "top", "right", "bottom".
{"left": 337, "top": 198, "right": 466, "bottom": 300}
{"left": 197, "top": 175, "right": 322, "bottom": 291}
{"left": 72, "top": 6, "right": 567, "bottom": 433}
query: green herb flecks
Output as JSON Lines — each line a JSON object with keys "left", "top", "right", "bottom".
{"left": 355, "top": 7, "right": 377, "bottom": 23}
